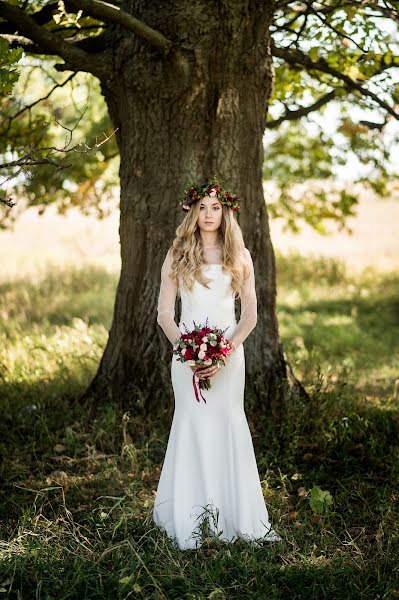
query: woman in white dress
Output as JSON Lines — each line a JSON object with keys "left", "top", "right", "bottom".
{"left": 154, "top": 177, "right": 281, "bottom": 550}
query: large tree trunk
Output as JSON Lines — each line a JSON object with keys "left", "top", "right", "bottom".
{"left": 83, "top": 1, "right": 293, "bottom": 421}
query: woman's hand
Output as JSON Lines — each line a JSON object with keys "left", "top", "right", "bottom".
{"left": 189, "top": 363, "right": 220, "bottom": 380}
{"left": 188, "top": 342, "right": 236, "bottom": 379}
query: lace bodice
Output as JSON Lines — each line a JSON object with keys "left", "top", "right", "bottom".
{"left": 156, "top": 245, "right": 257, "bottom": 350}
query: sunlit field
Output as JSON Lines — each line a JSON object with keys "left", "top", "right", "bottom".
{"left": 0, "top": 195, "right": 398, "bottom": 599}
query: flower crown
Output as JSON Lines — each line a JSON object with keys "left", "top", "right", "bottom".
{"left": 179, "top": 176, "right": 240, "bottom": 212}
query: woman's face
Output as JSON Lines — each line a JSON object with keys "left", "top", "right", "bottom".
{"left": 197, "top": 195, "right": 223, "bottom": 233}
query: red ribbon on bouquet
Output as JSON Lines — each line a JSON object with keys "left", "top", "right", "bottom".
{"left": 192, "top": 372, "right": 207, "bottom": 404}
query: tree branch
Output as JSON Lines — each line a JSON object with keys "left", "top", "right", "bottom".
{"left": 2, "top": 31, "right": 109, "bottom": 54}
{"left": 1, "top": 73, "right": 77, "bottom": 137}
{"left": 0, "top": 34, "right": 43, "bottom": 54}
{"left": 0, "top": 196, "right": 16, "bottom": 208}
{"left": 0, "top": 114, "right": 118, "bottom": 214}
{"left": 310, "top": 8, "right": 367, "bottom": 52}
{"left": 359, "top": 118, "right": 388, "bottom": 131}
{"left": 271, "top": 41, "right": 399, "bottom": 120}
{"left": 0, "top": 2, "right": 58, "bottom": 33}
{"left": 68, "top": 0, "right": 174, "bottom": 55}
{"left": 266, "top": 90, "right": 338, "bottom": 128}
{"left": 0, "top": 1, "right": 110, "bottom": 78}
{"left": 315, "top": 0, "right": 399, "bottom": 22}
{"left": 0, "top": 1, "right": 113, "bottom": 34}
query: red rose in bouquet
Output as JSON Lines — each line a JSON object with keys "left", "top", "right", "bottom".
{"left": 173, "top": 317, "right": 234, "bottom": 403}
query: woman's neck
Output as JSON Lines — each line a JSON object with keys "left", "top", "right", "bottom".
{"left": 200, "top": 233, "right": 220, "bottom": 248}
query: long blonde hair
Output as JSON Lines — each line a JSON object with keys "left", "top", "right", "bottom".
{"left": 168, "top": 200, "right": 247, "bottom": 299}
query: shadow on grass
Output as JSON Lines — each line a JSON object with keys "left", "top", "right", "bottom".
{"left": 277, "top": 276, "right": 399, "bottom": 379}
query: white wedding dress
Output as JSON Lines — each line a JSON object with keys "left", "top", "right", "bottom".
{"left": 153, "top": 245, "right": 281, "bottom": 550}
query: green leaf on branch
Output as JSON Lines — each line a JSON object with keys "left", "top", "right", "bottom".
{"left": 0, "top": 38, "right": 23, "bottom": 95}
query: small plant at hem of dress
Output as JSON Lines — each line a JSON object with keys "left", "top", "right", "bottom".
{"left": 172, "top": 317, "right": 234, "bottom": 403}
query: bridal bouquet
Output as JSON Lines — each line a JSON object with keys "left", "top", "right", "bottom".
{"left": 172, "top": 317, "right": 234, "bottom": 404}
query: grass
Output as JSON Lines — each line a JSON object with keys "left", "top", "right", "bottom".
{"left": 0, "top": 252, "right": 398, "bottom": 599}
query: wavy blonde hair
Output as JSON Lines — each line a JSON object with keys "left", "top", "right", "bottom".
{"left": 168, "top": 198, "right": 247, "bottom": 299}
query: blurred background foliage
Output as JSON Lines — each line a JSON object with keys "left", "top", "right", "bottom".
{"left": 0, "top": 0, "right": 398, "bottom": 231}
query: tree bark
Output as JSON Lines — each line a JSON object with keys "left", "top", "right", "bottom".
{"left": 81, "top": 0, "right": 293, "bottom": 421}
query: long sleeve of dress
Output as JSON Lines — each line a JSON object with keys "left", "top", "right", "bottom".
{"left": 157, "top": 249, "right": 182, "bottom": 346}
{"left": 231, "top": 248, "right": 258, "bottom": 349}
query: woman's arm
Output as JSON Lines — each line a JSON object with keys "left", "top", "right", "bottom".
{"left": 157, "top": 249, "right": 182, "bottom": 345}
{"left": 231, "top": 248, "right": 257, "bottom": 349}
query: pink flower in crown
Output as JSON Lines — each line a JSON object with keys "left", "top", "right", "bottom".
{"left": 208, "top": 188, "right": 217, "bottom": 197}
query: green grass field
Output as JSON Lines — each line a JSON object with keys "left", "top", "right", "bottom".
{"left": 0, "top": 252, "right": 398, "bottom": 599}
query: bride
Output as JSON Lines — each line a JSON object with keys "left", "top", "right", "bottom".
{"left": 153, "top": 176, "right": 281, "bottom": 550}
